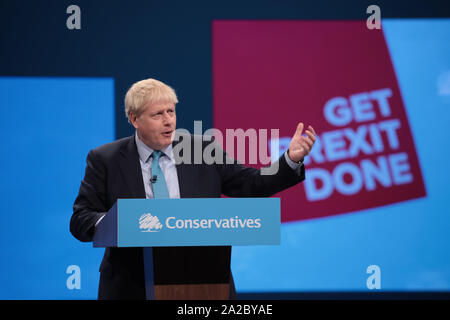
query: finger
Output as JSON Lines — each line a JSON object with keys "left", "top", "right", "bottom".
{"left": 301, "top": 136, "right": 314, "bottom": 148}
{"left": 299, "top": 140, "right": 310, "bottom": 155}
{"left": 295, "top": 122, "right": 304, "bottom": 136}
{"left": 295, "top": 139, "right": 310, "bottom": 152}
{"left": 304, "top": 130, "right": 316, "bottom": 142}
{"left": 308, "top": 125, "right": 316, "bottom": 136}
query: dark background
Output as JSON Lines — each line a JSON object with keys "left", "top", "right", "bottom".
{"left": 2, "top": 0, "right": 450, "bottom": 138}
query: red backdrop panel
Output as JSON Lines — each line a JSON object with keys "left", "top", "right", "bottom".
{"left": 212, "top": 20, "right": 426, "bottom": 222}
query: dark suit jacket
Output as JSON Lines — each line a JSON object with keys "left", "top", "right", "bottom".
{"left": 70, "top": 134, "right": 305, "bottom": 299}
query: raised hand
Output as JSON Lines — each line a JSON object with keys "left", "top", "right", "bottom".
{"left": 287, "top": 122, "right": 316, "bottom": 163}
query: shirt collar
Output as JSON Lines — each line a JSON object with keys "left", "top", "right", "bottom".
{"left": 135, "top": 132, "right": 174, "bottom": 163}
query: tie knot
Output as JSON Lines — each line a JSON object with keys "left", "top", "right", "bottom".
{"left": 151, "top": 150, "right": 163, "bottom": 162}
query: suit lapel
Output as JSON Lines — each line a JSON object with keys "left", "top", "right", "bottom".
{"left": 118, "top": 136, "right": 146, "bottom": 198}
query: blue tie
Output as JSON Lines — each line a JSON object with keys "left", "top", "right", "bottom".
{"left": 150, "top": 151, "right": 170, "bottom": 199}
{"left": 143, "top": 150, "right": 170, "bottom": 299}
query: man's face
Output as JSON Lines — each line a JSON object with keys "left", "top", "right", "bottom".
{"left": 130, "top": 102, "right": 176, "bottom": 150}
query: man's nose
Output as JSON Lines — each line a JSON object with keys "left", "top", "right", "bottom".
{"left": 162, "top": 112, "right": 173, "bottom": 125}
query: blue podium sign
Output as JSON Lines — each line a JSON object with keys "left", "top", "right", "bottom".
{"left": 93, "top": 198, "right": 280, "bottom": 247}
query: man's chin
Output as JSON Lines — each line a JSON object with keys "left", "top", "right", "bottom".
{"left": 158, "top": 135, "right": 175, "bottom": 149}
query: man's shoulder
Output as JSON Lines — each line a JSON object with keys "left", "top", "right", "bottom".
{"left": 89, "top": 135, "right": 134, "bottom": 158}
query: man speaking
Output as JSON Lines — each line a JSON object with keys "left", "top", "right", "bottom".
{"left": 70, "top": 78, "right": 316, "bottom": 299}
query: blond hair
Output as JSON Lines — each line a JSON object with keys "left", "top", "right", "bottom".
{"left": 124, "top": 78, "right": 178, "bottom": 122}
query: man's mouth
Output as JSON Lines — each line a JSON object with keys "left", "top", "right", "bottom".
{"left": 162, "top": 130, "right": 174, "bottom": 137}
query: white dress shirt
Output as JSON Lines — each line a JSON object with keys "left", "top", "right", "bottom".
{"left": 134, "top": 132, "right": 181, "bottom": 199}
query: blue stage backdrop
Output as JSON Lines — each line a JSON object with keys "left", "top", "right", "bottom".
{"left": 0, "top": 77, "right": 114, "bottom": 299}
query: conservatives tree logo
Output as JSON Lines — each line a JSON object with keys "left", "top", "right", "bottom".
{"left": 139, "top": 213, "right": 262, "bottom": 232}
{"left": 139, "top": 213, "right": 163, "bottom": 232}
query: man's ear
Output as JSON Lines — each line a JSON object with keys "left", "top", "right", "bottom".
{"left": 129, "top": 112, "right": 138, "bottom": 129}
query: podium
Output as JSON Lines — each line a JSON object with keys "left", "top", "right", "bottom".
{"left": 93, "top": 198, "right": 280, "bottom": 299}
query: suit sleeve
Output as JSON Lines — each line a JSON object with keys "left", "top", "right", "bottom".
{"left": 70, "top": 149, "right": 108, "bottom": 242}
{"left": 214, "top": 142, "right": 305, "bottom": 197}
